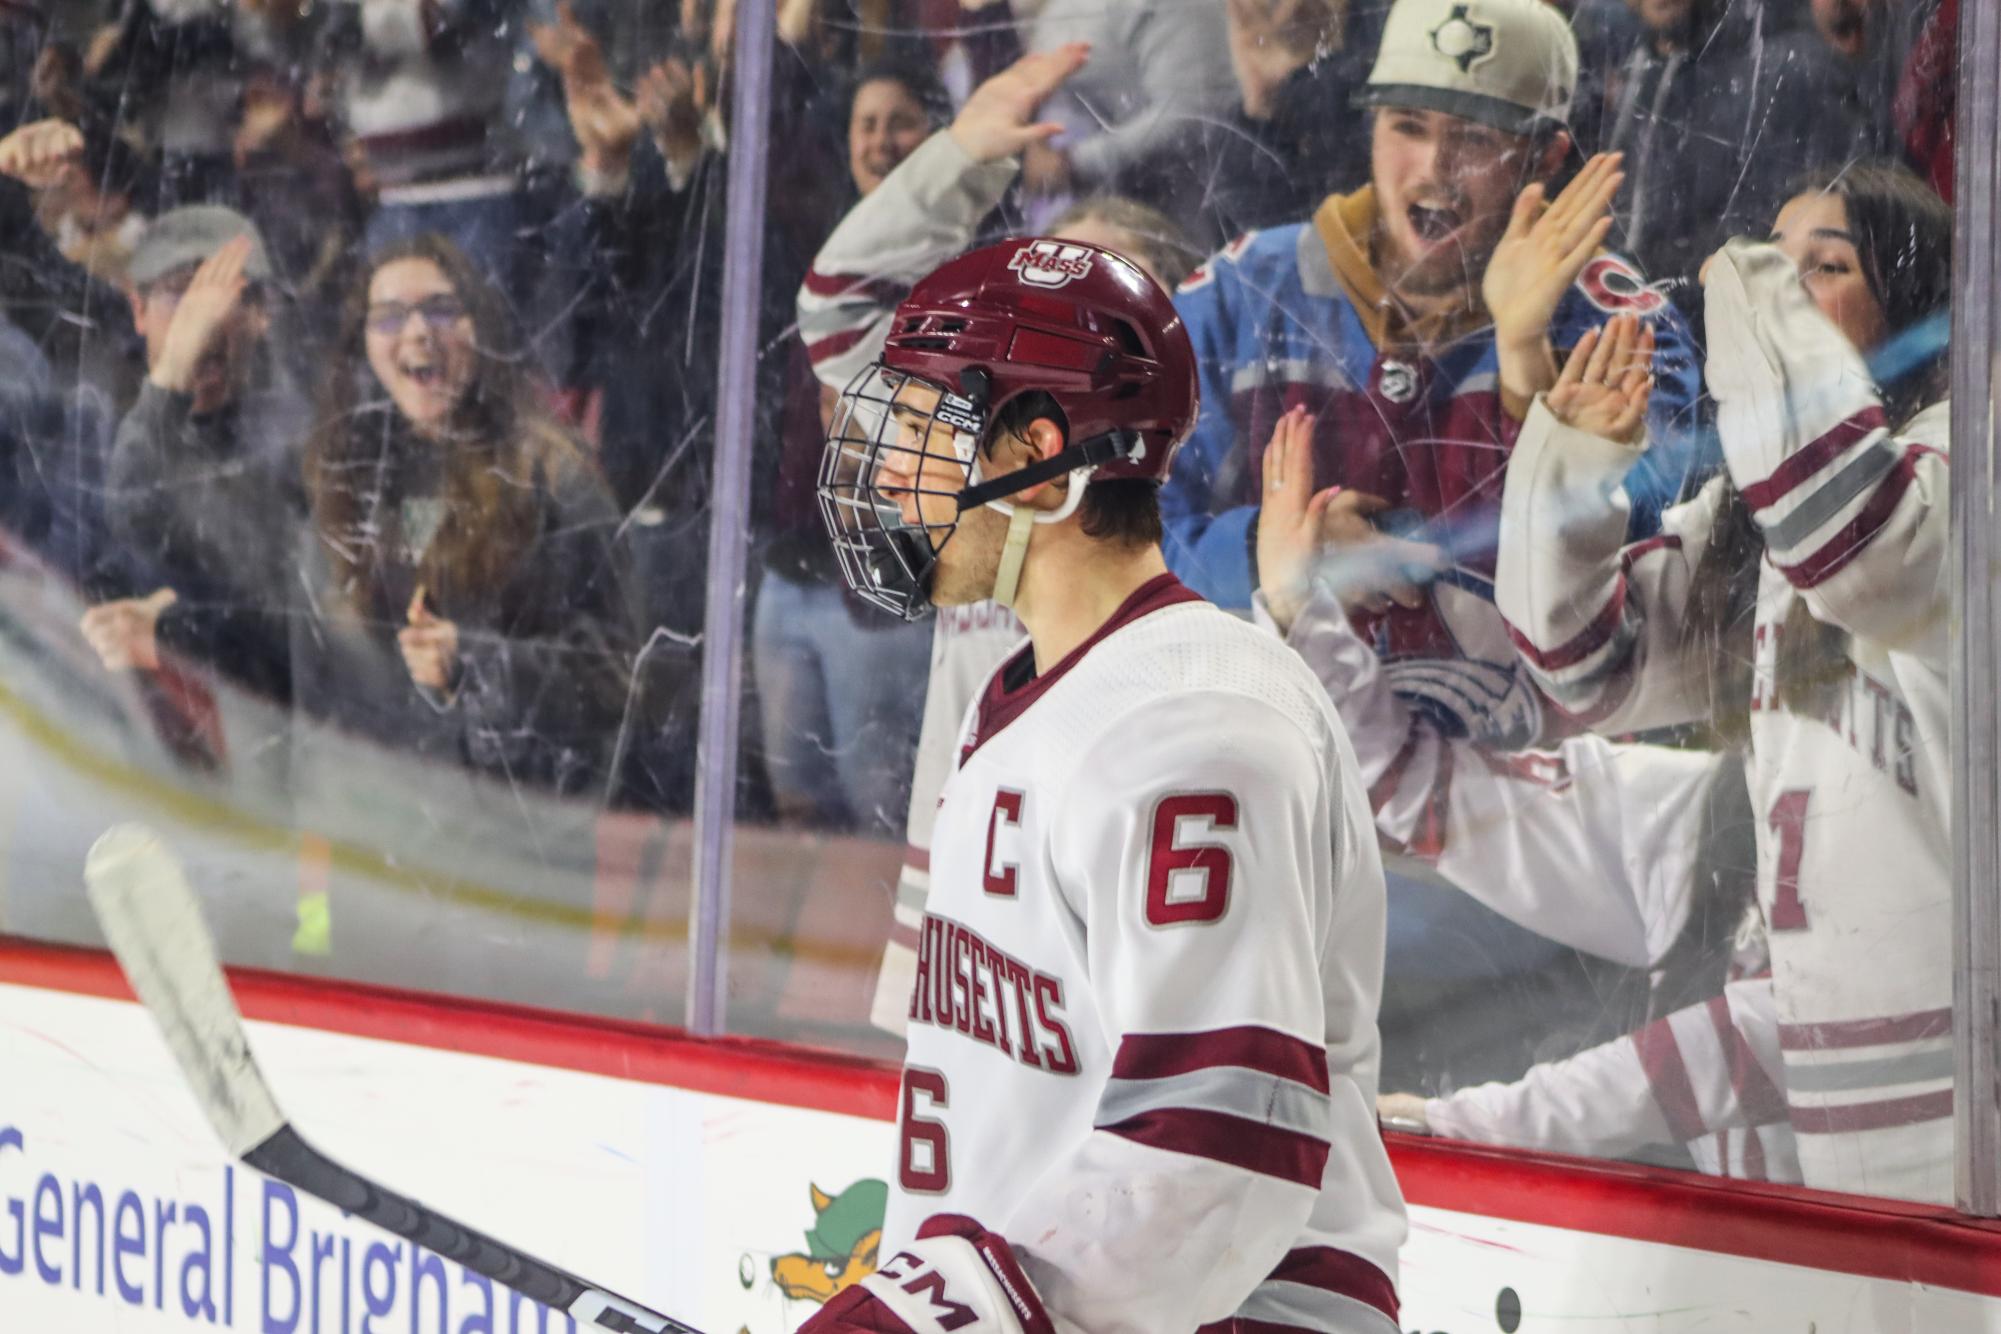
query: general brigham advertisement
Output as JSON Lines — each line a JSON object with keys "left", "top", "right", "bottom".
{"left": 8, "top": 980, "right": 2001, "bottom": 1332}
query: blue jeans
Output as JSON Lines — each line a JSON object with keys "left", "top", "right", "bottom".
{"left": 752, "top": 573, "right": 933, "bottom": 838}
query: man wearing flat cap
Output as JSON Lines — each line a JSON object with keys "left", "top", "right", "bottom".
{"left": 80, "top": 205, "right": 308, "bottom": 706}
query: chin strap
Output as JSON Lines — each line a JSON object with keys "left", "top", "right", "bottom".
{"left": 990, "top": 504, "right": 1037, "bottom": 609}
{"left": 964, "top": 430, "right": 1136, "bottom": 610}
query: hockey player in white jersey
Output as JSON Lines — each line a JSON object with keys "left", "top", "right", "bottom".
{"left": 807, "top": 239, "right": 1406, "bottom": 1333}
{"left": 794, "top": 46, "right": 1203, "bottom": 1036}
{"left": 1495, "top": 164, "right": 1954, "bottom": 1203}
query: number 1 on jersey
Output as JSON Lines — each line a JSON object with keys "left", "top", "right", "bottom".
{"left": 1768, "top": 788, "right": 1812, "bottom": 931}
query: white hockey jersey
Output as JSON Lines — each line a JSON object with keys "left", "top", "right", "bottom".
{"left": 1273, "top": 591, "right": 1797, "bottom": 1179}
{"left": 1495, "top": 240, "right": 1953, "bottom": 1204}
{"left": 892, "top": 574, "right": 1406, "bottom": 1333}
{"left": 876, "top": 600, "right": 1027, "bottom": 1033}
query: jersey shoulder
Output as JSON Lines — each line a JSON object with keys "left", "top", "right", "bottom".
{"left": 1038, "top": 602, "right": 1345, "bottom": 769}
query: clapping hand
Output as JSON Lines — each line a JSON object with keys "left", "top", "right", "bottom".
{"left": 1482, "top": 152, "right": 1624, "bottom": 410}
{"left": 949, "top": 44, "right": 1089, "bottom": 166}
{"left": 1546, "top": 313, "right": 1654, "bottom": 445}
{"left": 1256, "top": 405, "right": 1447, "bottom": 631}
{"left": 531, "top": 2, "right": 643, "bottom": 179}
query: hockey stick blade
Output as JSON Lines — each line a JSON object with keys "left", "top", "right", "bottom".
{"left": 84, "top": 825, "right": 703, "bottom": 1334}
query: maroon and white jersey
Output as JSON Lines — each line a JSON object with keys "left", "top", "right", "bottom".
{"left": 891, "top": 574, "right": 1405, "bottom": 1332}
{"left": 1495, "top": 240, "right": 1952, "bottom": 1203}
{"left": 875, "top": 600, "right": 1027, "bottom": 1034}
{"left": 799, "top": 131, "right": 1015, "bottom": 393}
{"left": 1270, "top": 591, "right": 1795, "bottom": 1179}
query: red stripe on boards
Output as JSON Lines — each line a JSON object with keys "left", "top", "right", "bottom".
{"left": 1112, "top": 1025, "right": 1331, "bottom": 1092}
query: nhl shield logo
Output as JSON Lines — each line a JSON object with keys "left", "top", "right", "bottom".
{"left": 1009, "top": 241, "right": 1095, "bottom": 289}
{"left": 1430, "top": 4, "right": 1496, "bottom": 71}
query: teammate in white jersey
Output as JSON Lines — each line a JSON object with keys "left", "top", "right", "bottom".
{"left": 1494, "top": 163, "right": 1954, "bottom": 1203}
{"left": 807, "top": 239, "right": 1406, "bottom": 1333}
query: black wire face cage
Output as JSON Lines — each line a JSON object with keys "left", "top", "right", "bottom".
{"left": 816, "top": 363, "right": 986, "bottom": 622}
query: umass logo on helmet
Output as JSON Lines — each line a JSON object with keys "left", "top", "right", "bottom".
{"left": 1009, "top": 241, "right": 1095, "bottom": 289}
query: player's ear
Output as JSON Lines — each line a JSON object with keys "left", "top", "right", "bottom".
{"left": 1022, "top": 414, "right": 1067, "bottom": 462}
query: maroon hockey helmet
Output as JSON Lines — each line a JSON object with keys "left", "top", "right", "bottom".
{"left": 881, "top": 237, "right": 1198, "bottom": 481}
{"left": 817, "top": 239, "right": 1199, "bottom": 620}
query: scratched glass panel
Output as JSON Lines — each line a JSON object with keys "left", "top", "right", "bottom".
{"left": 716, "top": 0, "right": 1968, "bottom": 1216}
{"left": 0, "top": 0, "right": 1966, "bottom": 1217}
{"left": 0, "top": 0, "right": 701, "bottom": 1025}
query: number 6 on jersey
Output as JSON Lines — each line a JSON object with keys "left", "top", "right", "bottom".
{"left": 1144, "top": 792, "right": 1239, "bottom": 926}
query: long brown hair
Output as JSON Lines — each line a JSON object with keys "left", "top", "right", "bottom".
{"left": 1683, "top": 161, "right": 1952, "bottom": 740}
{"left": 306, "top": 234, "right": 586, "bottom": 619}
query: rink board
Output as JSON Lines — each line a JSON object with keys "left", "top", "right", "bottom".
{"left": 4, "top": 955, "right": 2001, "bottom": 1334}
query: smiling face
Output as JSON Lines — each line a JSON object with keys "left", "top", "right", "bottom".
{"left": 363, "top": 257, "right": 478, "bottom": 437}
{"left": 1369, "top": 106, "right": 1551, "bottom": 302}
{"left": 1770, "top": 190, "right": 1889, "bottom": 355}
{"left": 848, "top": 78, "right": 931, "bottom": 197}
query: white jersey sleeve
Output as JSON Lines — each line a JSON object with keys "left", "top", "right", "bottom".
{"left": 996, "top": 690, "right": 1381, "bottom": 1333}
{"left": 1702, "top": 238, "right": 1952, "bottom": 659}
{"left": 1494, "top": 398, "right": 1728, "bottom": 734}
{"left": 1271, "top": 588, "right": 1719, "bottom": 969}
{"left": 798, "top": 131, "right": 1017, "bottom": 390}
{"left": 1426, "top": 976, "right": 1788, "bottom": 1159}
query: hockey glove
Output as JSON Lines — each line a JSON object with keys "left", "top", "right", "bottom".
{"left": 800, "top": 1216, "right": 1053, "bottom": 1334}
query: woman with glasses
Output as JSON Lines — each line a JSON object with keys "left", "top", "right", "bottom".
{"left": 292, "top": 233, "right": 638, "bottom": 801}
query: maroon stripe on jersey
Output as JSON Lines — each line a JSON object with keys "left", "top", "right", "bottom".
{"left": 1268, "top": 1245, "right": 1401, "bottom": 1324}
{"left": 888, "top": 918, "right": 921, "bottom": 951}
{"left": 801, "top": 269, "right": 909, "bottom": 303}
{"left": 902, "top": 843, "right": 931, "bottom": 873}
{"left": 1739, "top": 407, "right": 1888, "bottom": 511}
{"left": 1707, "top": 995, "right": 1789, "bottom": 1126}
{"left": 1505, "top": 577, "right": 1626, "bottom": 671}
{"left": 1619, "top": 532, "right": 1685, "bottom": 571}
{"left": 964, "top": 573, "right": 1203, "bottom": 763}
{"left": 1778, "top": 1007, "right": 1952, "bottom": 1050}
{"left": 1790, "top": 1089, "right": 1954, "bottom": 1134}
{"left": 1633, "top": 1013, "right": 1706, "bottom": 1142}
{"left": 806, "top": 325, "right": 874, "bottom": 364}
{"left": 1103, "top": 1107, "right": 1329, "bottom": 1187}
{"left": 1774, "top": 447, "right": 1922, "bottom": 589}
{"left": 1404, "top": 738, "right": 1453, "bottom": 860}
{"left": 1112, "top": 1026, "right": 1331, "bottom": 1092}
{"left": 1366, "top": 731, "right": 1423, "bottom": 818}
